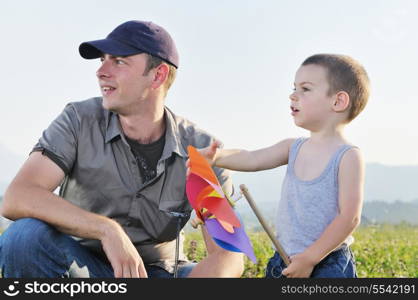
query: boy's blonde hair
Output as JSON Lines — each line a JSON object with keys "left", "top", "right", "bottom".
{"left": 302, "top": 54, "right": 370, "bottom": 122}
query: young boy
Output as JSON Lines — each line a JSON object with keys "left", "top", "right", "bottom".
{"left": 192, "top": 54, "right": 370, "bottom": 278}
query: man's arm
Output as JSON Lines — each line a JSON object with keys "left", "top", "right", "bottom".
{"left": 188, "top": 224, "right": 244, "bottom": 278}
{"left": 282, "top": 148, "right": 364, "bottom": 278}
{"left": 1, "top": 152, "right": 147, "bottom": 278}
{"left": 187, "top": 156, "right": 244, "bottom": 278}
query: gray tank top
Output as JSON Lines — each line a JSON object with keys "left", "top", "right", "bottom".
{"left": 276, "top": 138, "right": 355, "bottom": 256}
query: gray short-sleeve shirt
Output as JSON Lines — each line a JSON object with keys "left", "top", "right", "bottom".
{"left": 32, "top": 97, "right": 233, "bottom": 272}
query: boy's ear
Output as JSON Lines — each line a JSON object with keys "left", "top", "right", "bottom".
{"left": 333, "top": 91, "right": 350, "bottom": 113}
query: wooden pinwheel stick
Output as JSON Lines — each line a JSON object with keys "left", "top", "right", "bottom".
{"left": 239, "top": 184, "right": 291, "bottom": 267}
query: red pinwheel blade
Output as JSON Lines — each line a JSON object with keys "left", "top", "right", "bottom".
{"left": 200, "top": 197, "right": 241, "bottom": 229}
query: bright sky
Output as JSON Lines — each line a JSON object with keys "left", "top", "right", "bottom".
{"left": 1, "top": 0, "right": 417, "bottom": 166}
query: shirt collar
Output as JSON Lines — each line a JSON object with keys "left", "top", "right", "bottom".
{"left": 162, "top": 106, "right": 188, "bottom": 159}
{"left": 105, "top": 111, "right": 122, "bottom": 143}
{"left": 104, "top": 107, "right": 188, "bottom": 159}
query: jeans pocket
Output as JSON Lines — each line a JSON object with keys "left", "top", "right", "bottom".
{"left": 266, "top": 254, "right": 285, "bottom": 278}
{"left": 312, "top": 250, "right": 348, "bottom": 278}
{"left": 346, "top": 248, "right": 358, "bottom": 277}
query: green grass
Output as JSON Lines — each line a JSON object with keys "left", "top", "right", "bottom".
{"left": 184, "top": 224, "right": 418, "bottom": 278}
{"left": 351, "top": 224, "right": 418, "bottom": 278}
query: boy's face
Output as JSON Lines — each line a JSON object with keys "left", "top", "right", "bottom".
{"left": 289, "top": 64, "right": 335, "bottom": 131}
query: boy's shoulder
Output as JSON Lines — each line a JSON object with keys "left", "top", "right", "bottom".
{"left": 281, "top": 137, "right": 299, "bottom": 147}
{"left": 339, "top": 146, "right": 364, "bottom": 172}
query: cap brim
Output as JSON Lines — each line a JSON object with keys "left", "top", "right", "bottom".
{"left": 79, "top": 38, "right": 143, "bottom": 59}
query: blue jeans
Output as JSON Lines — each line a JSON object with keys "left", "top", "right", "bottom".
{"left": 265, "top": 246, "right": 357, "bottom": 278}
{"left": 0, "top": 218, "right": 195, "bottom": 278}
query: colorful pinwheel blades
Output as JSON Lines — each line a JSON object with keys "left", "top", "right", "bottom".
{"left": 186, "top": 145, "right": 256, "bottom": 263}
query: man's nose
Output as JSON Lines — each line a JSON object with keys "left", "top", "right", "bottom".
{"left": 96, "top": 60, "right": 111, "bottom": 79}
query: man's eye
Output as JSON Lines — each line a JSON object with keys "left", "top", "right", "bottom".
{"left": 116, "top": 59, "right": 125, "bottom": 65}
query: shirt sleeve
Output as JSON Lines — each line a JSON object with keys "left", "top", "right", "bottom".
{"left": 31, "top": 103, "right": 79, "bottom": 174}
{"left": 214, "top": 166, "right": 234, "bottom": 198}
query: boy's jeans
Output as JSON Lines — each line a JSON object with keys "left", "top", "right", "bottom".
{"left": 265, "top": 246, "right": 357, "bottom": 278}
{"left": 0, "top": 218, "right": 194, "bottom": 278}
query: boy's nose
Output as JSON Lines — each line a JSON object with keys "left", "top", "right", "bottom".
{"left": 289, "top": 91, "right": 298, "bottom": 101}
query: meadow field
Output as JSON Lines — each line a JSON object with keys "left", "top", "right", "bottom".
{"left": 184, "top": 224, "right": 418, "bottom": 278}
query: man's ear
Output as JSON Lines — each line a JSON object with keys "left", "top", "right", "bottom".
{"left": 333, "top": 91, "right": 350, "bottom": 112}
{"left": 151, "top": 63, "right": 169, "bottom": 90}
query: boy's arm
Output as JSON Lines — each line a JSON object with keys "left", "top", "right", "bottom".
{"left": 211, "top": 138, "right": 296, "bottom": 171}
{"left": 282, "top": 148, "right": 364, "bottom": 278}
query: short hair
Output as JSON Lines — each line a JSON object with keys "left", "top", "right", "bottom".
{"left": 143, "top": 54, "right": 177, "bottom": 95}
{"left": 302, "top": 54, "right": 370, "bottom": 122}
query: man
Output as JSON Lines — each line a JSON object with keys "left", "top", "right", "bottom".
{"left": 0, "top": 20, "right": 244, "bottom": 278}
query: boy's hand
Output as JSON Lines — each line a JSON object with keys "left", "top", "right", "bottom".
{"left": 282, "top": 253, "right": 315, "bottom": 278}
{"left": 200, "top": 140, "right": 221, "bottom": 164}
{"left": 186, "top": 141, "right": 221, "bottom": 176}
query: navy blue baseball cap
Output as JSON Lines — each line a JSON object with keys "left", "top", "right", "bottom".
{"left": 79, "top": 20, "right": 179, "bottom": 68}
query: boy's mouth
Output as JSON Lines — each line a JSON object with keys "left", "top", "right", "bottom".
{"left": 290, "top": 106, "right": 299, "bottom": 117}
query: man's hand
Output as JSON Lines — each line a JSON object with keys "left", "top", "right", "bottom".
{"left": 281, "top": 252, "right": 316, "bottom": 278}
{"left": 100, "top": 220, "right": 148, "bottom": 278}
{"left": 190, "top": 216, "right": 204, "bottom": 229}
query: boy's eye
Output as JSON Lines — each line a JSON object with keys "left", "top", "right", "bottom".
{"left": 292, "top": 87, "right": 310, "bottom": 92}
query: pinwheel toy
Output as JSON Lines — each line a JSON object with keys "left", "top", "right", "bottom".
{"left": 186, "top": 145, "right": 256, "bottom": 263}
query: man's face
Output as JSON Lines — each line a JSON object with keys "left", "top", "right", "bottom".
{"left": 289, "top": 64, "right": 335, "bottom": 131}
{"left": 96, "top": 53, "right": 154, "bottom": 113}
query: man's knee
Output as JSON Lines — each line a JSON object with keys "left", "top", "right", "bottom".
{"left": 0, "top": 218, "right": 57, "bottom": 253}
{"left": 214, "top": 248, "right": 245, "bottom": 277}
{"left": 0, "top": 218, "right": 70, "bottom": 277}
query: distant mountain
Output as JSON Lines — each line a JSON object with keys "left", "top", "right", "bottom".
{"left": 361, "top": 200, "right": 418, "bottom": 225}
{"left": 231, "top": 163, "right": 418, "bottom": 204}
{"left": 364, "top": 163, "right": 418, "bottom": 202}
{"left": 229, "top": 164, "right": 418, "bottom": 230}
{"left": 235, "top": 199, "right": 418, "bottom": 231}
